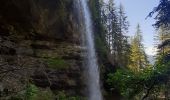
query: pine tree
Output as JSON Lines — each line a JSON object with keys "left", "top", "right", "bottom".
{"left": 101, "top": 2, "right": 131, "bottom": 67}
{"left": 148, "top": 0, "right": 170, "bottom": 28}
{"left": 116, "top": 4, "right": 130, "bottom": 67}
{"left": 129, "top": 24, "right": 149, "bottom": 72}
{"left": 107, "top": 0, "right": 118, "bottom": 52}
{"left": 100, "top": 1, "right": 131, "bottom": 68}
{"left": 149, "top": 1, "right": 170, "bottom": 98}
{"left": 154, "top": 26, "right": 170, "bottom": 99}
{"left": 109, "top": 1, "right": 119, "bottom": 64}
{"left": 158, "top": 26, "right": 170, "bottom": 53}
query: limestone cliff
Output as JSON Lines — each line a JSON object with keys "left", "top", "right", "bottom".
{"left": 0, "top": 0, "right": 85, "bottom": 99}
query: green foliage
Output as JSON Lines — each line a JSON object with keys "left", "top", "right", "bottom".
{"left": 89, "top": 0, "right": 101, "bottom": 24}
{"left": 107, "top": 69, "right": 143, "bottom": 99}
{"left": 45, "top": 58, "right": 69, "bottom": 69}
{"left": 24, "top": 84, "right": 56, "bottom": 100}
{"left": 99, "top": 0, "right": 130, "bottom": 68}
{"left": 95, "top": 35, "right": 108, "bottom": 61}
{"left": 148, "top": 0, "right": 170, "bottom": 28}
{"left": 25, "top": 84, "right": 39, "bottom": 100}
{"left": 8, "top": 84, "right": 39, "bottom": 100}
{"left": 56, "top": 91, "right": 67, "bottom": 100}
{"left": 129, "top": 24, "right": 149, "bottom": 72}
{"left": 107, "top": 55, "right": 170, "bottom": 99}
{"left": 56, "top": 91, "right": 86, "bottom": 100}
{"left": 89, "top": 0, "right": 110, "bottom": 73}
{"left": 89, "top": 0, "right": 108, "bottom": 54}
{"left": 33, "top": 89, "right": 55, "bottom": 100}
{"left": 9, "top": 87, "right": 84, "bottom": 100}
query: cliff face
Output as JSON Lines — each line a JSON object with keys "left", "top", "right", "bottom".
{"left": 0, "top": 0, "right": 81, "bottom": 41}
{"left": 0, "top": 0, "right": 84, "bottom": 99}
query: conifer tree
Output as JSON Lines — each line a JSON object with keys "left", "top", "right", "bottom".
{"left": 116, "top": 4, "right": 130, "bottom": 67}
{"left": 100, "top": 1, "right": 131, "bottom": 68}
{"left": 129, "top": 24, "right": 149, "bottom": 72}
{"left": 148, "top": 0, "right": 170, "bottom": 28}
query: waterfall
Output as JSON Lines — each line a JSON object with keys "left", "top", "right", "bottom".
{"left": 76, "top": 0, "right": 103, "bottom": 100}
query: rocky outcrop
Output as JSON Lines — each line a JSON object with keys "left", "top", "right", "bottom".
{"left": 0, "top": 0, "right": 84, "bottom": 99}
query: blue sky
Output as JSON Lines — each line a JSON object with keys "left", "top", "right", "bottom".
{"left": 113, "top": 0, "right": 159, "bottom": 55}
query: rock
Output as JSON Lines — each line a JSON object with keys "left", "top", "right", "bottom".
{"left": 0, "top": 46, "right": 16, "bottom": 55}
{"left": 0, "top": 0, "right": 85, "bottom": 98}
{"left": 0, "top": 82, "right": 4, "bottom": 94}
{"left": 31, "top": 71, "right": 50, "bottom": 88}
{"left": 16, "top": 47, "right": 34, "bottom": 56}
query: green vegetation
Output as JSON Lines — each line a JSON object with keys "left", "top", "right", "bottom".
{"left": 89, "top": 0, "right": 170, "bottom": 99}
{"left": 45, "top": 58, "right": 69, "bottom": 69}
{"left": 89, "top": 0, "right": 108, "bottom": 59}
{"left": 107, "top": 55, "right": 170, "bottom": 99}
{"left": 56, "top": 91, "right": 86, "bottom": 100}
{"left": 9, "top": 85, "right": 85, "bottom": 100}
{"left": 9, "top": 84, "right": 55, "bottom": 100}
{"left": 1, "top": 0, "right": 170, "bottom": 99}
{"left": 33, "top": 90, "right": 55, "bottom": 100}
{"left": 148, "top": 0, "right": 170, "bottom": 28}
{"left": 129, "top": 24, "right": 149, "bottom": 72}
{"left": 24, "top": 84, "right": 39, "bottom": 100}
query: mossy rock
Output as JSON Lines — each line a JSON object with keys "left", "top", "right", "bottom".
{"left": 33, "top": 89, "right": 55, "bottom": 100}
{"left": 45, "top": 58, "right": 69, "bottom": 69}
{"left": 56, "top": 91, "right": 87, "bottom": 100}
{"left": 35, "top": 49, "right": 60, "bottom": 58}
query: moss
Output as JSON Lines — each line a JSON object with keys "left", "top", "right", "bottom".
{"left": 45, "top": 58, "right": 69, "bottom": 69}
{"left": 34, "top": 89, "right": 55, "bottom": 100}
{"left": 56, "top": 91, "right": 87, "bottom": 100}
{"left": 9, "top": 84, "right": 55, "bottom": 100}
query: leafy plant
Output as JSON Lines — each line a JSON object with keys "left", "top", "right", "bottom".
{"left": 107, "top": 55, "right": 170, "bottom": 99}
{"left": 25, "top": 84, "right": 38, "bottom": 100}
{"left": 24, "top": 84, "right": 55, "bottom": 100}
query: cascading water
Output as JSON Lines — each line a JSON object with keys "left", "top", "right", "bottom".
{"left": 78, "top": 0, "right": 103, "bottom": 100}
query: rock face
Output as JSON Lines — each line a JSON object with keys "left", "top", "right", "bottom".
{"left": 0, "top": 0, "right": 84, "bottom": 99}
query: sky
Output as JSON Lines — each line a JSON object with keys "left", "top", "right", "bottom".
{"left": 107, "top": 0, "right": 160, "bottom": 55}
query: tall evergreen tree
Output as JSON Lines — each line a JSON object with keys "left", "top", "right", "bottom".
{"left": 116, "top": 4, "right": 130, "bottom": 67}
{"left": 149, "top": 0, "right": 170, "bottom": 98}
{"left": 148, "top": 0, "right": 170, "bottom": 28}
{"left": 157, "top": 26, "right": 170, "bottom": 54}
{"left": 101, "top": 1, "right": 130, "bottom": 68}
{"left": 129, "top": 24, "right": 149, "bottom": 72}
{"left": 107, "top": 0, "right": 118, "bottom": 52}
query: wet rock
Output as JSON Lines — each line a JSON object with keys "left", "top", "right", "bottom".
{"left": 0, "top": 0, "right": 85, "bottom": 98}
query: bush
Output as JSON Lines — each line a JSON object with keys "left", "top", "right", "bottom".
{"left": 25, "top": 84, "right": 39, "bottom": 100}
{"left": 106, "top": 56, "right": 170, "bottom": 99}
